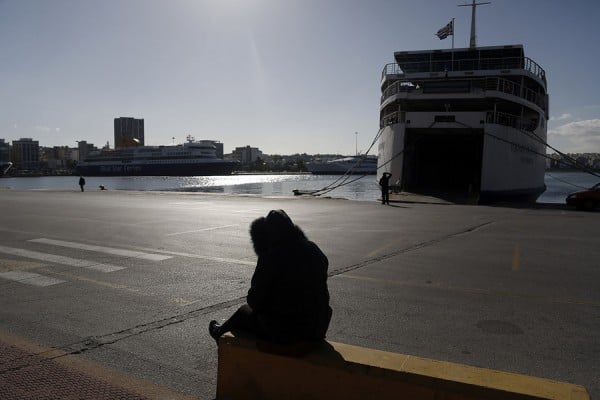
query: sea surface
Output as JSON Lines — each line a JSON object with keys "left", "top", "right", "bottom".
{"left": 1, "top": 172, "right": 598, "bottom": 204}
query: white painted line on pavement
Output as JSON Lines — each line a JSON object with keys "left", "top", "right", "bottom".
{"left": 165, "top": 224, "right": 238, "bottom": 237}
{"left": 28, "top": 238, "right": 172, "bottom": 261}
{"left": 120, "top": 245, "right": 256, "bottom": 266}
{"left": 0, "top": 245, "right": 125, "bottom": 273}
{"left": 0, "top": 271, "right": 65, "bottom": 287}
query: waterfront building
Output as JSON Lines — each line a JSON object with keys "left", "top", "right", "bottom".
{"left": 114, "top": 117, "right": 144, "bottom": 149}
{"left": 231, "top": 145, "right": 263, "bottom": 165}
{"left": 41, "top": 146, "right": 77, "bottom": 170}
{"left": 77, "top": 140, "right": 98, "bottom": 162}
{"left": 11, "top": 138, "right": 40, "bottom": 170}
{"left": 212, "top": 141, "right": 224, "bottom": 159}
{"left": 0, "top": 139, "right": 9, "bottom": 163}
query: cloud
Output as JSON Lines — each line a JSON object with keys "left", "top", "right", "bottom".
{"left": 34, "top": 125, "right": 52, "bottom": 133}
{"left": 583, "top": 104, "right": 600, "bottom": 110}
{"left": 550, "top": 113, "right": 572, "bottom": 121}
{"left": 548, "top": 119, "right": 600, "bottom": 153}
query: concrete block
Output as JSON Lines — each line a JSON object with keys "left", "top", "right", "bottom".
{"left": 216, "top": 332, "right": 589, "bottom": 400}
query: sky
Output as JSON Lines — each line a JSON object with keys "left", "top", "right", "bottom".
{"left": 1, "top": 0, "right": 599, "bottom": 155}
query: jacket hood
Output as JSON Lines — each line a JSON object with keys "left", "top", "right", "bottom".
{"left": 266, "top": 209, "right": 295, "bottom": 237}
{"left": 250, "top": 209, "right": 305, "bottom": 256}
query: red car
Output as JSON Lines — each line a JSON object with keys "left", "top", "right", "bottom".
{"left": 566, "top": 182, "right": 600, "bottom": 211}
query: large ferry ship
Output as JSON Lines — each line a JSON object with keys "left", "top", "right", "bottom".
{"left": 76, "top": 139, "right": 239, "bottom": 177}
{"left": 377, "top": 6, "right": 548, "bottom": 203}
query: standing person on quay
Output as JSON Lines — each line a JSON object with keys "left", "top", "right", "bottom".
{"left": 78, "top": 175, "right": 86, "bottom": 192}
{"left": 379, "top": 172, "right": 392, "bottom": 205}
{"left": 209, "top": 209, "right": 332, "bottom": 351}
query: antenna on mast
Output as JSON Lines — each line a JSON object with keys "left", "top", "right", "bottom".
{"left": 459, "top": 0, "right": 490, "bottom": 48}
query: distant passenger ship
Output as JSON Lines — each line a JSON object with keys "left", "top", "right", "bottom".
{"left": 306, "top": 156, "right": 377, "bottom": 175}
{"left": 378, "top": 7, "right": 548, "bottom": 202}
{"left": 76, "top": 139, "right": 239, "bottom": 176}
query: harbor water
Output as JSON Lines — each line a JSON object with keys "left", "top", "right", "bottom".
{"left": 1, "top": 171, "right": 598, "bottom": 204}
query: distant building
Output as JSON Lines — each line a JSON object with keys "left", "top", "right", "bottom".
{"left": 77, "top": 140, "right": 98, "bottom": 161}
{"left": 114, "top": 117, "right": 144, "bottom": 149}
{"left": 11, "top": 138, "right": 40, "bottom": 170}
{"left": 41, "top": 146, "right": 77, "bottom": 170}
{"left": 0, "top": 139, "right": 10, "bottom": 163}
{"left": 232, "top": 145, "right": 263, "bottom": 164}
{"left": 576, "top": 156, "right": 590, "bottom": 168}
{"left": 212, "top": 141, "right": 224, "bottom": 159}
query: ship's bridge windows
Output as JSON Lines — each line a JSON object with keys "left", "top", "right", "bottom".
{"left": 394, "top": 46, "right": 526, "bottom": 74}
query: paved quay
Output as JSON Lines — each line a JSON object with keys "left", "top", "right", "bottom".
{"left": 0, "top": 331, "right": 194, "bottom": 400}
{"left": 0, "top": 189, "right": 598, "bottom": 399}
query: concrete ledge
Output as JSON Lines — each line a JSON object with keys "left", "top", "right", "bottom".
{"left": 216, "top": 332, "right": 589, "bottom": 400}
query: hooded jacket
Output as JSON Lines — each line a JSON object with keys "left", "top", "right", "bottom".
{"left": 247, "top": 210, "right": 332, "bottom": 343}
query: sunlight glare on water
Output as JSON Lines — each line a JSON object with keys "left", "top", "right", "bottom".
{"left": 2, "top": 172, "right": 598, "bottom": 203}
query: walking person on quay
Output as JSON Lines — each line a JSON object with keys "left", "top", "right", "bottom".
{"left": 78, "top": 175, "right": 86, "bottom": 192}
{"left": 208, "top": 209, "right": 332, "bottom": 353}
{"left": 379, "top": 172, "right": 392, "bottom": 205}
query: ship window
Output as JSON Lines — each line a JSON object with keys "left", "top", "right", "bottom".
{"left": 435, "top": 115, "right": 456, "bottom": 122}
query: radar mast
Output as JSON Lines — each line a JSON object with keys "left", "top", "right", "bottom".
{"left": 459, "top": 0, "right": 490, "bottom": 48}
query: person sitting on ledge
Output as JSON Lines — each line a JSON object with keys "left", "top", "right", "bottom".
{"left": 209, "top": 209, "right": 332, "bottom": 350}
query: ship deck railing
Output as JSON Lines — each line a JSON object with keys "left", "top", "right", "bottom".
{"left": 381, "top": 76, "right": 547, "bottom": 111}
{"left": 486, "top": 110, "right": 540, "bottom": 132}
{"left": 382, "top": 56, "right": 545, "bottom": 82}
{"left": 380, "top": 109, "right": 539, "bottom": 132}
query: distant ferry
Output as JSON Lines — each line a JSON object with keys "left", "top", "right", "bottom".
{"left": 76, "top": 139, "right": 239, "bottom": 177}
{"left": 306, "top": 156, "right": 377, "bottom": 175}
{"left": 1, "top": 161, "right": 12, "bottom": 177}
{"left": 377, "top": 6, "right": 548, "bottom": 202}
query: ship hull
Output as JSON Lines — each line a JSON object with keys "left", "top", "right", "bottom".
{"left": 478, "top": 122, "right": 546, "bottom": 203}
{"left": 306, "top": 157, "right": 377, "bottom": 175}
{"left": 308, "top": 172, "right": 376, "bottom": 175}
{"left": 76, "top": 162, "right": 238, "bottom": 177}
{"left": 307, "top": 169, "right": 376, "bottom": 175}
{"left": 378, "top": 113, "right": 546, "bottom": 203}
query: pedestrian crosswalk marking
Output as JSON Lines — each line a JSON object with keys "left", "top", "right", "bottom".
{"left": 0, "top": 245, "right": 124, "bottom": 273}
{"left": 28, "top": 238, "right": 172, "bottom": 261}
{"left": 165, "top": 224, "right": 238, "bottom": 237}
{"left": 0, "top": 271, "right": 65, "bottom": 287}
{"left": 125, "top": 245, "right": 256, "bottom": 266}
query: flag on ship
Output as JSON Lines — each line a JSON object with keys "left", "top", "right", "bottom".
{"left": 436, "top": 20, "right": 454, "bottom": 40}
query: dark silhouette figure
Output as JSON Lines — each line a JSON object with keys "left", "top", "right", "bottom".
{"left": 209, "top": 209, "right": 332, "bottom": 349}
{"left": 379, "top": 172, "right": 392, "bottom": 205}
{"left": 78, "top": 176, "right": 86, "bottom": 192}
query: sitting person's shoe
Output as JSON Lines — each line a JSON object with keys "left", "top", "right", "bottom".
{"left": 209, "top": 320, "right": 222, "bottom": 341}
